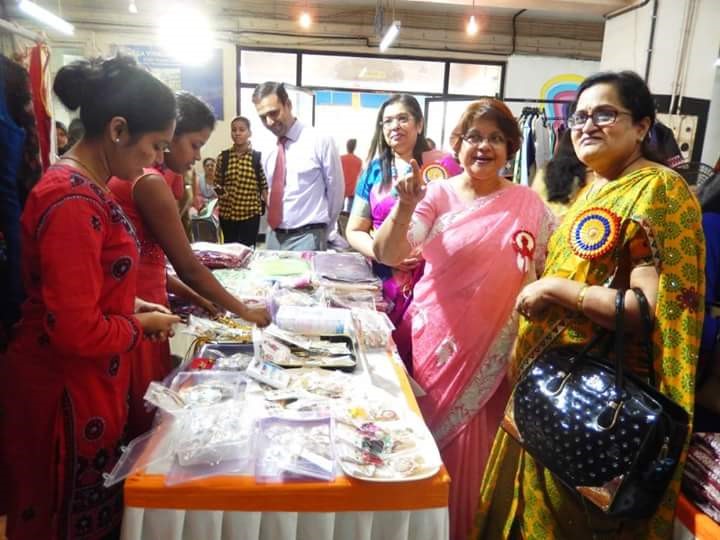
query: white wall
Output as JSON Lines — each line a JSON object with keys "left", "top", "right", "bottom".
{"left": 702, "top": 66, "right": 720, "bottom": 165}
{"left": 601, "top": 0, "right": 720, "bottom": 100}
{"left": 505, "top": 55, "right": 601, "bottom": 100}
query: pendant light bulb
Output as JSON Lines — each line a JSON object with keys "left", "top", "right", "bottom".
{"left": 299, "top": 11, "right": 312, "bottom": 29}
{"left": 128, "top": 0, "right": 138, "bottom": 14}
{"left": 466, "top": 15, "right": 479, "bottom": 36}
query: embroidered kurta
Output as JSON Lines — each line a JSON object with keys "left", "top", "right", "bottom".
{"left": 1, "top": 165, "right": 142, "bottom": 539}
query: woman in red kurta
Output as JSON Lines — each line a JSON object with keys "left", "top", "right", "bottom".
{"left": 0, "top": 55, "right": 178, "bottom": 540}
{"left": 109, "top": 92, "right": 272, "bottom": 438}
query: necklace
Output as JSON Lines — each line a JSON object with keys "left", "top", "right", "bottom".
{"left": 61, "top": 156, "right": 111, "bottom": 193}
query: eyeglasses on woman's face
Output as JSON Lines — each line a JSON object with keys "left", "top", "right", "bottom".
{"left": 380, "top": 113, "right": 413, "bottom": 129}
{"left": 568, "top": 107, "right": 633, "bottom": 130}
{"left": 462, "top": 131, "right": 506, "bottom": 147}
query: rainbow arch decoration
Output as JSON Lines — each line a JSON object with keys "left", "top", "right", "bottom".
{"left": 540, "top": 74, "right": 585, "bottom": 121}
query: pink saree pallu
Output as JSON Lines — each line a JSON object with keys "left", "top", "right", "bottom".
{"left": 408, "top": 182, "right": 554, "bottom": 540}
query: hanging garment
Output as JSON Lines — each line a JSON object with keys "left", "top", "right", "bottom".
{"left": 28, "top": 44, "right": 51, "bottom": 171}
{"left": 0, "top": 56, "right": 27, "bottom": 333}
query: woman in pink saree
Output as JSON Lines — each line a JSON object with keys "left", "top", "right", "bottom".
{"left": 373, "top": 99, "right": 555, "bottom": 540}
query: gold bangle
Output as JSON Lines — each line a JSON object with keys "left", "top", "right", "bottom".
{"left": 576, "top": 284, "right": 589, "bottom": 313}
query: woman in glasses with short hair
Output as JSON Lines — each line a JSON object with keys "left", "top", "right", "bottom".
{"left": 473, "top": 71, "right": 704, "bottom": 540}
{"left": 346, "top": 94, "right": 430, "bottom": 367}
{"left": 372, "top": 98, "right": 554, "bottom": 540}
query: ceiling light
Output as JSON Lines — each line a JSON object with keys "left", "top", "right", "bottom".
{"left": 18, "top": 0, "right": 74, "bottom": 35}
{"left": 128, "top": 0, "right": 138, "bottom": 14}
{"left": 299, "top": 11, "right": 312, "bottom": 29}
{"left": 379, "top": 20, "right": 401, "bottom": 52}
{"left": 158, "top": 4, "right": 214, "bottom": 65}
{"left": 466, "top": 15, "right": 478, "bottom": 36}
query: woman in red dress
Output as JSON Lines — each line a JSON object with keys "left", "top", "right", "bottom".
{"left": 0, "top": 56, "right": 180, "bottom": 540}
{"left": 109, "top": 92, "right": 272, "bottom": 437}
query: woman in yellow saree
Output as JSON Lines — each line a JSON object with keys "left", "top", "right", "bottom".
{"left": 473, "top": 71, "right": 705, "bottom": 540}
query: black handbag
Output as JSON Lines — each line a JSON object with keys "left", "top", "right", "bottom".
{"left": 502, "top": 288, "right": 689, "bottom": 518}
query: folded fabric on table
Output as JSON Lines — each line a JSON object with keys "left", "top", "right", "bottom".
{"left": 682, "top": 433, "right": 720, "bottom": 524}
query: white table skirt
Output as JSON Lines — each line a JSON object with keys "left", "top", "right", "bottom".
{"left": 121, "top": 507, "right": 449, "bottom": 540}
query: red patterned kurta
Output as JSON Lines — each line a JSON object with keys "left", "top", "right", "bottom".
{"left": 1, "top": 165, "right": 142, "bottom": 540}
{"left": 108, "top": 166, "right": 178, "bottom": 438}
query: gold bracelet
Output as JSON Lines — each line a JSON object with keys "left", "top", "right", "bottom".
{"left": 576, "top": 284, "right": 589, "bottom": 313}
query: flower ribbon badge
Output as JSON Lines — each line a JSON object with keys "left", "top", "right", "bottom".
{"left": 569, "top": 207, "right": 622, "bottom": 260}
{"left": 512, "top": 230, "right": 535, "bottom": 273}
{"left": 421, "top": 163, "right": 449, "bottom": 183}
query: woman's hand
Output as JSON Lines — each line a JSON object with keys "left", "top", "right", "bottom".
{"left": 198, "top": 298, "right": 221, "bottom": 317}
{"left": 395, "top": 254, "right": 423, "bottom": 272}
{"left": 515, "top": 278, "right": 557, "bottom": 320}
{"left": 135, "top": 312, "right": 181, "bottom": 341}
{"left": 238, "top": 304, "right": 272, "bottom": 328}
{"left": 395, "top": 159, "right": 426, "bottom": 208}
{"left": 135, "top": 297, "right": 171, "bottom": 314}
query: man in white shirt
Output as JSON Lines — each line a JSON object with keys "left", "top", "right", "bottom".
{"left": 252, "top": 82, "right": 344, "bottom": 251}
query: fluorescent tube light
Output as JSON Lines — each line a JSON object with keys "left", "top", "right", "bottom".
{"left": 18, "top": 0, "right": 74, "bottom": 35}
{"left": 379, "top": 20, "right": 400, "bottom": 52}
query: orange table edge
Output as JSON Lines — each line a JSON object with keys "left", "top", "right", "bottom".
{"left": 125, "top": 349, "right": 451, "bottom": 512}
{"left": 676, "top": 493, "right": 720, "bottom": 540}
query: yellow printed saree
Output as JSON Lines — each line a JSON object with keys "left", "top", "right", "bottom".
{"left": 473, "top": 166, "right": 705, "bottom": 540}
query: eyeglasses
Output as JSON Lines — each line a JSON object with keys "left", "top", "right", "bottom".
{"left": 568, "top": 107, "right": 633, "bottom": 130}
{"left": 462, "top": 132, "right": 506, "bottom": 146}
{"left": 380, "top": 114, "right": 412, "bottom": 129}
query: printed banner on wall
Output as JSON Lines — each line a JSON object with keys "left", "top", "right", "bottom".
{"left": 116, "top": 45, "right": 224, "bottom": 120}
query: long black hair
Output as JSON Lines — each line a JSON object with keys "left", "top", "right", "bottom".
{"left": 574, "top": 70, "right": 662, "bottom": 162}
{"left": 366, "top": 94, "right": 429, "bottom": 186}
{"left": 545, "top": 130, "right": 587, "bottom": 203}
{"left": 54, "top": 55, "right": 176, "bottom": 139}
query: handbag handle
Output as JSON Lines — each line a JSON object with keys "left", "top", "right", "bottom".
{"left": 631, "top": 287, "right": 656, "bottom": 387}
{"left": 612, "top": 289, "right": 626, "bottom": 396}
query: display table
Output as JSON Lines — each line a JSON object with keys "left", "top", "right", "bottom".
{"left": 674, "top": 493, "right": 720, "bottom": 540}
{"left": 120, "top": 345, "right": 450, "bottom": 540}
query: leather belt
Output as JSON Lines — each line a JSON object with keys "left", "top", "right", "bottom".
{"left": 272, "top": 222, "right": 326, "bottom": 235}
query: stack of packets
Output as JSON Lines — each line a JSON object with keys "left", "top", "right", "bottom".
{"left": 312, "top": 252, "right": 385, "bottom": 311}
{"left": 682, "top": 432, "right": 720, "bottom": 524}
{"left": 191, "top": 241, "right": 254, "bottom": 269}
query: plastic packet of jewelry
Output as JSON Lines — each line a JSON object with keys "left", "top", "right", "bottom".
{"left": 166, "top": 402, "right": 255, "bottom": 486}
{"left": 183, "top": 314, "right": 254, "bottom": 342}
{"left": 169, "top": 371, "right": 247, "bottom": 409}
{"left": 103, "top": 421, "right": 176, "bottom": 487}
{"left": 144, "top": 382, "right": 187, "bottom": 413}
{"left": 334, "top": 402, "right": 402, "bottom": 424}
{"left": 254, "top": 416, "right": 336, "bottom": 482}
{"left": 263, "top": 326, "right": 353, "bottom": 355}
{"left": 325, "top": 289, "right": 377, "bottom": 310}
{"left": 192, "top": 241, "right": 253, "bottom": 269}
{"left": 246, "top": 357, "right": 290, "bottom": 389}
{"left": 267, "top": 286, "right": 323, "bottom": 320}
{"left": 213, "top": 353, "right": 254, "bottom": 371}
{"left": 312, "top": 252, "right": 377, "bottom": 283}
{"left": 289, "top": 368, "right": 356, "bottom": 400}
{"left": 351, "top": 308, "right": 395, "bottom": 349}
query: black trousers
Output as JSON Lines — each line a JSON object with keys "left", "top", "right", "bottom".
{"left": 220, "top": 215, "right": 261, "bottom": 247}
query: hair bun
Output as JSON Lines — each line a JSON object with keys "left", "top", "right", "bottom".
{"left": 53, "top": 59, "right": 94, "bottom": 111}
{"left": 54, "top": 55, "right": 139, "bottom": 112}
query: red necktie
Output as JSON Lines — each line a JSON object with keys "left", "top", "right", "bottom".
{"left": 267, "top": 137, "right": 287, "bottom": 229}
